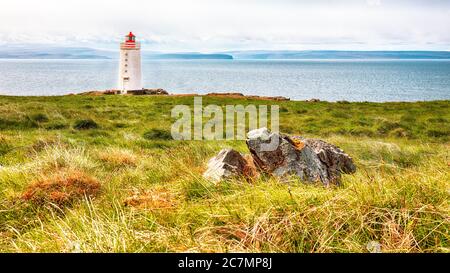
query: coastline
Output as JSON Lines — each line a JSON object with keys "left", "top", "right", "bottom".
{"left": 76, "top": 89, "right": 291, "bottom": 101}
{"left": 0, "top": 89, "right": 446, "bottom": 103}
{"left": 1, "top": 58, "right": 450, "bottom": 101}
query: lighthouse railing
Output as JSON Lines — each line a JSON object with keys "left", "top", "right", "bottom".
{"left": 120, "top": 42, "right": 140, "bottom": 50}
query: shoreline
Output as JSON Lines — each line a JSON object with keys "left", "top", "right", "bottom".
{"left": 1, "top": 89, "right": 449, "bottom": 103}
{"left": 77, "top": 89, "right": 291, "bottom": 101}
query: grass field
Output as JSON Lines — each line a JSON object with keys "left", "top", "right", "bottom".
{"left": 0, "top": 95, "right": 449, "bottom": 253}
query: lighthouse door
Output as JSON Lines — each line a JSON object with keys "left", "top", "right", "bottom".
{"left": 123, "top": 77, "right": 130, "bottom": 92}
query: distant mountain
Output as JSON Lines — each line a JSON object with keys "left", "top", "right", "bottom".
{"left": 143, "top": 53, "right": 233, "bottom": 59}
{"left": 0, "top": 45, "right": 115, "bottom": 59}
{"left": 225, "top": 50, "right": 450, "bottom": 59}
{"left": 0, "top": 45, "right": 233, "bottom": 60}
{"left": 0, "top": 46, "right": 448, "bottom": 60}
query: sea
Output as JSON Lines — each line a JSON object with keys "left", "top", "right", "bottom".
{"left": 0, "top": 59, "right": 449, "bottom": 102}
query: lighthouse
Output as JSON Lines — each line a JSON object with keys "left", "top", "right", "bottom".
{"left": 118, "top": 32, "right": 142, "bottom": 94}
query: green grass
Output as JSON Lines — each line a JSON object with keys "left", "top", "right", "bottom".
{"left": 0, "top": 95, "right": 448, "bottom": 253}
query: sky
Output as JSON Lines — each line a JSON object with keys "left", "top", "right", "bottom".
{"left": 0, "top": 0, "right": 449, "bottom": 52}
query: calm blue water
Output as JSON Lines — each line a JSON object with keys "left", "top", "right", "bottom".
{"left": 0, "top": 59, "right": 449, "bottom": 102}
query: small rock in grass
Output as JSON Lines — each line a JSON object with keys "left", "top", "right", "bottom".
{"left": 366, "top": 241, "right": 382, "bottom": 253}
{"left": 203, "top": 149, "right": 248, "bottom": 183}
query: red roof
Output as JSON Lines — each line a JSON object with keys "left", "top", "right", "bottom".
{"left": 126, "top": 32, "right": 135, "bottom": 42}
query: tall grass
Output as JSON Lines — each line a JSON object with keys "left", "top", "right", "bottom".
{"left": 0, "top": 95, "right": 448, "bottom": 252}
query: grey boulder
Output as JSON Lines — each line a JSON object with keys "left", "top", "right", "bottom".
{"left": 246, "top": 128, "right": 356, "bottom": 185}
{"left": 297, "top": 137, "right": 356, "bottom": 183}
{"left": 246, "top": 128, "right": 329, "bottom": 184}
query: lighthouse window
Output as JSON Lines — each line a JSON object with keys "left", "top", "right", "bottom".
{"left": 125, "top": 70, "right": 128, "bottom": 73}
{"left": 125, "top": 59, "right": 128, "bottom": 62}
{"left": 125, "top": 64, "right": 128, "bottom": 67}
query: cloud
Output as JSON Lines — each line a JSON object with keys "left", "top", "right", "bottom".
{"left": 366, "top": 0, "right": 381, "bottom": 6}
{"left": 0, "top": 0, "right": 449, "bottom": 51}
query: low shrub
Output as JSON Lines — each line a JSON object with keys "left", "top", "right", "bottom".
{"left": 113, "top": 122, "right": 129, "bottom": 128}
{"left": 74, "top": 119, "right": 99, "bottom": 130}
{"left": 377, "top": 121, "right": 401, "bottom": 135}
{"left": 389, "top": 128, "right": 411, "bottom": 138}
{"left": 279, "top": 107, "right": 289, "bottom": 113}
{"left": 349, "top": 128, "right": 375, "bottom": 137}
{"left": 22, "top": 171, "right": 101, "bottom": 207}
{"left": 45, "top": 122, "right": 68, "bottom": 130}
{"left": 143, "top": 128, "right": 172, "bottom": 140}
{"left": 0, "top": 117, "right": 38, "bottom": 130}
{"left": 426, "top": 129, "right": 449, "bottom": 138}
{"left": 29, "top": 113, "right": 49, "bottom": 123}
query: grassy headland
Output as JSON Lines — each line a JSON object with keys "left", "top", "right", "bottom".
{"left": 0, "top": 95, "right": 448, "bottom": 252}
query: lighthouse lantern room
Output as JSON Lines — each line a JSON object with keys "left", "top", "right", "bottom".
{"left": 118, "top": 32, "right": 142, "bottom": 94}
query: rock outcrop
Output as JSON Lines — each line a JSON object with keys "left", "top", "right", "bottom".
{"left": 295, "top": 137, "right": 356, "bottom": 183}
{"left": 78, "top": 89, "right": 169, "bottom": 96}
{"left": 128, "top": 88, "right": 169, "bottom": 95}
{"left": 203, "top": 128, "right": 356, "bottom": 186}
{"left": 203, "top": 149, "right": 249, "bottom": 183}
{"left": 305, "top": 98, "right": 321, "bottom": 102}
{"left": 206, "top": 92, "right": 290, "bottom": 101}
{"left": 247, "top": 128, "right": 330, "bottom": 185}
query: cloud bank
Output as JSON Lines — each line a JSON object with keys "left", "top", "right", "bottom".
{"left": 0, "top": 0, "right": 449, "bottom": 51}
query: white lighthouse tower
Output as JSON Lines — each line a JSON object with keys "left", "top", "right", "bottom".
{"left": 118, "top": 32, "right": 142, "bottom": 94}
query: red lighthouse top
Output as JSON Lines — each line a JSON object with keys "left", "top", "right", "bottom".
{"left": 121, "top": 32, "right": 139, "bottom": 49}
{"left": 126, "top": 32, "right": 136, "bottom": 43}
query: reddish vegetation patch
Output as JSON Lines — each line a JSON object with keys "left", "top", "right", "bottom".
{"left": 124, "top": 189, "right": 176, "bottom": 209}
{"left": 22, "top": 171, "right": 101, "bottom": 206}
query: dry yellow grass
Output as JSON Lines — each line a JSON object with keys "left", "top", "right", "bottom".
{"left": 97, "top": 148, "right": 137, "bottom": 167}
